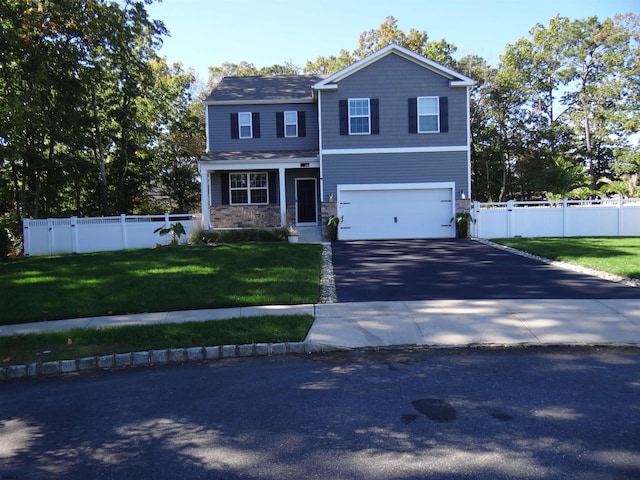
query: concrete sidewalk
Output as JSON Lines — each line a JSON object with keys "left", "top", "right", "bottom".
{"left": 2, "top": 299, "right": 640, "bottom": 349}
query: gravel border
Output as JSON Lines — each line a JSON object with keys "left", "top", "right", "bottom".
{"left": 319, "top": 242, "right": 338, "bottom": 303}
{"left": 476, "top": 238, "right": 640, "bottom": 288}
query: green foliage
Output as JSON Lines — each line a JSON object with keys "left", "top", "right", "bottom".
{"left": 543, "top": 156, "right": 589, "bottom": 199}
{"left": 154, "top": 222, "right": 187, "bottom": 246}
{"left": 189, "top": 228, "right": 289, "bottom": 244}
{"left": 451, "top": 212, "right": 476, "bottom": 238}
{"left": 326, "top": 215, "right": 343, "bottom": 242}
{"left": 0, "top": 228, "right": 11, "bottom": 261}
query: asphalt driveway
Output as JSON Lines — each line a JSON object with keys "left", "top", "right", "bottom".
{"left": 331, "top": 239, "right": 640, "bottom": 302}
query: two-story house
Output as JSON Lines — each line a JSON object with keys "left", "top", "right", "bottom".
{"left": 199, "top": 44, "right": 475, "bottom": 240}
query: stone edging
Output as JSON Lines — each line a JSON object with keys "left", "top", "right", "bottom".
{"left": 0, "top": 342, "right": 344, "bottom": 381}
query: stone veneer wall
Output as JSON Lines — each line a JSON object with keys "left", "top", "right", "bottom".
{"left": 209, "top": 205, "right": 281, "bottom": 228}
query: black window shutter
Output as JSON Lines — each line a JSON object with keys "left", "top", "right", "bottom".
{"left": 408, "top": 98, "right": 417, "bottom": 134}
{"left": 221, "top": 173, "right": 230, "bottom": 205}
{"left": 276, "top": 112, "right": 284, "bottom": 138}
{"left": 339, "top": 100, "right": 348, "bottom": 135}
{"left": 371, "top": 99, "right": 379, "bottom": 135}
{"left": 252, "top": 112, "right": 260, "bottom": 138}
{"left": 230, "top": 113, "right": 239, "bottom": 139}
{"left": 268, "top": 171, "right": 278, "bottom": 204}
{"left": 298, "top": 111, "right": 306, "bottom": 137}
{"left": 439, "top": 97, "right": 449, "bottom": 133}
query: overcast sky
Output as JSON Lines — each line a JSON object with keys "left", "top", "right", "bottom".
{"left": 146, "top": 0, "right": 638, "bottom": 81}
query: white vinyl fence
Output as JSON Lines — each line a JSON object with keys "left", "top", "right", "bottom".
{"left": 472, "top": 198, "right": 640, "bottom": 238}
{"left": 23, "top": 214, "right": 199, "bottom": 256}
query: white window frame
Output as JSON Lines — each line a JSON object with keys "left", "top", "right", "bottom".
{"left": 238, "top": 112, "right": 253, "bottom": 139}
{"left": 284, "top": 111, "right": 298, "bottom": 138}
{"left": 229, "top": 172, "right": 268, "bottom": 205}
{"left": 417, "top": 96, "right": 440, "bottom": 133}
{"left": 348, "top": 98, "right": 371, "bottom": 135}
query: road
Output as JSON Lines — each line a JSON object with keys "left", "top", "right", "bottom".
{"left": 1, "top": 347, "right": 639, "bottom": 479}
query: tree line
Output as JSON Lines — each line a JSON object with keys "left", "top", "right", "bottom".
{"left": 1, "top": 4, "right": 639, "bottom": 246}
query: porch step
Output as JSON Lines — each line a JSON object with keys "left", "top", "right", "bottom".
{"left": 296, "top": 226, "right": 324, "bottom": 244}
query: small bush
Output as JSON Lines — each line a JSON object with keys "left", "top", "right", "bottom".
{"left": 0, "top": 228, "right": 12, "bottom": 261}
{"left": 189, "top": 228, "right": 289, "bottom": 244}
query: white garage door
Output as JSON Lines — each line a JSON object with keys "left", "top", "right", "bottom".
{"left": 337, "top": 183, "right": 456, "bottom": 241}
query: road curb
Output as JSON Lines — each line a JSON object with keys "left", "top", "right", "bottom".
{"left": 0, "top": 341, "right": 346, "bottom": 381}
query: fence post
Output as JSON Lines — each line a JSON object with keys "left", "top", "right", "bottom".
{"left": 70, "top": 216, "right": 79, "bottom": 253}
{"left": 506, "top": 200, "right": 513, "bottom": 238}
{"left": 473, "top": 200, "right": 480, "bottom": 238}
{"left": 120, "top": 214, "right": 127, "bottom": 249}
{"left": 22, "top": 218, "right": 30, "bottom": 256}
{"left": 617, "top": 197, "right": 623, "bottom": 237}
{"left": 562, "top": 198, "right": 567, "bottom": 237}
{"left": 47, "top": 218, "right": 54, "bottom": 256}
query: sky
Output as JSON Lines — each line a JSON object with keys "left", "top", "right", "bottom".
{"left": 146, "top": 0, "right": 638, "bottom": 82}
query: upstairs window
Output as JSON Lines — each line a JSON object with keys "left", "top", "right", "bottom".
{"left": 284, "top": 111, "right": 298, "bottom": 137}
{"left": 238, "top": 112, "right": 253, "bottom": 138}
{"left": 229, "top": 172, "right": 268, "bottom": 205}
{"left": 418, "top": 97, "right": 439, "bottom": 133}
{"left": 349, "top": 98, "right": 371, "bottom": 135}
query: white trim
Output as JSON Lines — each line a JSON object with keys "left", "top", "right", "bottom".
{"left": 322, "top": 146, "right": 469, "bottom": 155}
{"left": 338, "top": 181, "right": 455, "bottom": 192}
{"left": 229, "top": 172, "right": 268, "bottom": 205}
{"left": 205, "top": 105, "right": 211, "bottom": 153}
{"left": 313, "top": 44, "right": 476, "bottom": 90}
{"left": 466, "top": 86, "right": 472, "bottom": 197}
{"left": 318, "top": 91, "right": 325, "bottom": 201}
{"left": 295, "top": 177, "right": 318, "bottom": 226}
{"left": 199, "top": 158, "right": 319, "bottom": 170}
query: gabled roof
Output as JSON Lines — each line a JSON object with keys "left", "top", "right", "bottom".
{"left": 313, "top": 44, "right": 476, "bottom": 91}
{"left": 205, "top": 75, "right": 328, "bottom": 104}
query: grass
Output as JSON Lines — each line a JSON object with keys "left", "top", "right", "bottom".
{"left": 0, "top": 314, "right": 314, "bottom": 367}
{"left": 490, "top": 237, "right": 640, "bottom": 280}
{"left": 0, "top": 244, "right": 323, "bottom": 325}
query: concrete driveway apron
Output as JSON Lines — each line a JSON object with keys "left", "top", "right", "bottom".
{"left": 331, "top": 239, "right": 640, "bottom": 302}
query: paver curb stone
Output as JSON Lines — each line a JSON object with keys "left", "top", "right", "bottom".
{"left": 0, "top": 341, "right": 336, "bottom": 381}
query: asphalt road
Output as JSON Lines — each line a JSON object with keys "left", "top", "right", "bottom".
{"left": 1, "top": 347, "right": 639, "bottom": 479}
{"left": 332, "top": 239, "right": 640, "bottom": 302}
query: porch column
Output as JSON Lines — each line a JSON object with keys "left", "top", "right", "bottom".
{"left": 279, "top": 166, "right": 287, "bottom": 227}
{"left": 200, "top": 166, "right": 211, "bottom": 230}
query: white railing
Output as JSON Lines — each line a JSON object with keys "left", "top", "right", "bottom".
{"left": 472, "top": 198, "right": 640, "bottom": 238}
{"left": 23, "top": 214, "right": 200, "bottom": 256}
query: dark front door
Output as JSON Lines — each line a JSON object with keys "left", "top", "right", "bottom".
{"left": 296, "top": 178, "right": 317, "bottom": 224}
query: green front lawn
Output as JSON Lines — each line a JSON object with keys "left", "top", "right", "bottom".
{"left": 491, "top": 237, "right": 640, "bottom": 280}
{"left": 0, "top": 244, "right": 323, "bottom": 325}
{"left": 0, "top": 314, "right": 314, "bottom": 366}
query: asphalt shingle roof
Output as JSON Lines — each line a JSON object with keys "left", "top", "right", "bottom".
{"left": 205, "top": 75, "right": 328, "bottom": 102}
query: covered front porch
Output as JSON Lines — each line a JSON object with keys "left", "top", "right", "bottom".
{"left": 199, "top": 152, "right": 321, "bottom": 230}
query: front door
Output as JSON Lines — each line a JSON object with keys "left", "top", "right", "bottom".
{"left": 296, "top": 178, "right": 317, "bottom": 224}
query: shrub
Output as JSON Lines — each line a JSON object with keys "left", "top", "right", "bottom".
{"left": 0, "top": 228, "right": 12, "bottom": 261}
{"left": 189, "top": 228, "right": 289, "bottom": 244}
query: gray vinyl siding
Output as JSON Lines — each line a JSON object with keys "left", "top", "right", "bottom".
{"left": 207, "top": 102, "right": 319, "bottom": 152}
{"left": 322, "top": 151, "right": 469, "bottom": 199}
{"left": 320, "top": 53, "right": 468, "bottom": 150}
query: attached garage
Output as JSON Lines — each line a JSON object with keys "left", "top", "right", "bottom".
{"left": 336, "top": 182, "right": 456, "bottom": 241}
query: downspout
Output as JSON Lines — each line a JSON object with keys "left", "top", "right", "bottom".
{"left": 317, "top": 90, "right": 324, "bottom": 202}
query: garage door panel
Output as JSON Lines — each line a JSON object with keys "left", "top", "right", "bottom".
{"left": 338, "top": 185, "right": 455, "bottom": 241}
